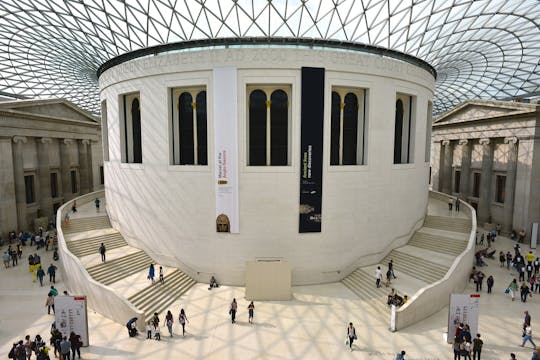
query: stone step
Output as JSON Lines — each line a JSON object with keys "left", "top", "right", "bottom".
{"left": 128, "top": 269, "right": 197, "bottom": 321}
{"left": 381, "top": 250, "right": 448, "bottom": 284}
{"left": 341, "top": 269, "right": 389, "bottom": 317}
{"left": 423, "top": 215, "right": 471, "bottom": 233}
{"left": 408, "top": 232, "right": 467, "bottom": 256}
{"left": 67, "top": 232, "right": 127, "bottom": 257}
{"left": 63, "top": 216, "right": 111, "bottom": 234}
{"left": 86, "top": 251, "right": 153, "bottom": 285}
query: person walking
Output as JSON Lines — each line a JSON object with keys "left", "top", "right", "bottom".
{"left": 99, "top": 243, "right": 106, "bottom": 262}
{"left": 521, "top": 325, "right": 536, "bottom": 348}
{"left": 475, "top": 271, "right": 484, "bottom": 292}
{"left": 71, "top": 200, "right": 77, "bottom": 213}
{"left": 148, "top": 264, "right": 155, "bottom": 283}
{"left": 165, "top": 310, "right": 174, "bottom": 337}
{"left": 36, "top": 266, "right": 45, "bottom": 286}
{"left": 486, "top": 275, "right": 494, "bottom": 294}
{"left": 60, "top": 336, "right": 71, "bottom": 360}
{"left": 45, "top": 292, "right": 55, "bottom": 314}
{"left": 500, "top": 252, "right": 506, "bottom": 268}
{"left": 47, "top": 263, "right": 57, "bottom": 284}
{"left": 376, "top": 266, "right": 382, "bottom": 288}
{"left": 455, "top": 194, "right": 460, "bottom": 212}
{"left": 248, "top": 301, "right": 255, "bottom": 324}
{"left": 178, "top": 308, "right": 188, "bottom": 336}
{"left": 95, "top": 198, "right": 100, "bottom": 212}
{"left": 159, "top": 266, "right": 164, "bottom": 284}
{"left": 521, "top": 282, "right": 531, "bottom": 302}
{"left": 508, "top": 279, "right": 519, "bottom": 301}
{"left": 230, "top": 299, "right": 237, "bottom": 324}
{"left": 396, "top": 350, "right": 406, "bottom": 360}
{"left": 472, "top": 333, "right": 483, "bottom": 360}
{"left": 146, "top": 321, "right": 153, "bottom": 339}
{"left": 152, "top": 312, "right": 160, "bottom": 328}
{"left": 389, "top": 259, "right": 397, "bottom": 279}
{"left": 347, "top": 322, "right": 357, "bottom": 352}
{"left": 524, "top": 311, "right": 532, "bottom": 335}
{"left": 69, "top": 331, "right": 82, "bottom": 359}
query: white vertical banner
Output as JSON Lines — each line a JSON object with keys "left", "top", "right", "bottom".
{"left": 447, "top": 294, "right": 480, "bottom": 343}
{"left": 213, "top": 67, "right": 239, "bottom": 233}
{"left": 54, "top": 295, "right": 89, "bottom": 346}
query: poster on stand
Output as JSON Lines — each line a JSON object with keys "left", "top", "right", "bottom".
{"left": 447, "top": 293, "right": 480, "bottom": 343}
{"left": 54, "top": 295, "right": 89, "bottom": 346}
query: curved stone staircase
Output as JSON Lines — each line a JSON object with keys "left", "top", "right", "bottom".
{"left": 63, "top": 214, "right": 196, "bottom": 323}
{"left": 341, "top": 212, "right": 471, "bottom": 322}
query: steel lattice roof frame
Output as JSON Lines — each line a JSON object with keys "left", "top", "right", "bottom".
{"left": 0, "top": 0, "right": 538, "bottom": 115}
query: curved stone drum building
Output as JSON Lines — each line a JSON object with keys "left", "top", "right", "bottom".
{"left": 98, "top": 40, "right": 435, "bottom": 285}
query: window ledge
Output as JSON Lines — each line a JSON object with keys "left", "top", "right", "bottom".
{"left": 327, "top": 165, "right": 369, "bottom": 173}
{"left": 168, "top": 165, "right": 211, "bottom": 173}
{"left": 120, "top": 163, "right": 144, "bottom": 170}
{"left": 243, "top": 165, "right": 294, "bottom": 173}
{"left": 492, "top": 201, "right": 505, "bottom": 207}
{"left": 391, "top": 163, "right": 416, "bottom": 170}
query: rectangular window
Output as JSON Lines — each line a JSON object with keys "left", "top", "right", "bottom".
{"left": 50, "top": 172, "right": 58, "bottom": 198}
{"left": 70, "top": 170, "right": 78, "bottom": 194}
{"left": 247, "top": 85, "right": 291, "bottom": 166}
{"left": 170, "top": 87, "right": 208, "bottom": 165}
{"left": 120, "top": 93, "right": 142, "bottom": 163}
{"left": 472, "top": 172, "right": 481, "bottom": 197}
{"left": 24, "top": 175, "right": 35, "bottom": 204}
{"left": 454, "top": 170, "right": 461, "bottom": 193}
{"left": 100, "top": 166, "right": 104, "bottom": 185}
{"left": 495, "top": 175, "right": 506, "bottom": 203}
{"left": 101, "top": 100, "right": 109, "bottom": 161}
{"left": 330, "top": 87, "right": 368, "bottom": 165}
{"left": 394, "top": 93, "right": 416, "bottom": 164}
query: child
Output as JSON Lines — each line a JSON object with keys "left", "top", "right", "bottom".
{"left": 146, "top": 321, "right": 153, "bottom": 339}
{"left": 154, "top": 324, "right": 161, "bottom": 341}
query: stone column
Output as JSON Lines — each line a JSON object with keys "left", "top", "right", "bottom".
{"left": 37, "top": 138, "right": 53, "bottom": 219}
{"left": 78, "top": 139, "right": 90, "bottom": 194}
{"left": 477, "top": 138, "right": 493, "bottom": 224}
{"left": 503, "top": 136, "right": 518, "bottom": 233}
{"left": 60, "top": 139, "right": 73, "bottom": 201}
{"left": 441, "top": 140, "right": 453, "bottom": 194}
{"left": 459, "top": 139, "right": 472, "bottom": 199}
{"left": 87, "top": 141, "right": 94, "bottom": 191}
{"left": 0, "top": 138, "right": 17, "bottom": 237}
{"left": 12, "top": 136, "right": 28, "bottom": 230}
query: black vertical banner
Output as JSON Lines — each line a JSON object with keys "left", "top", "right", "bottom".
{"left": 299, "top": 67, "right": 325, "bottom": 233}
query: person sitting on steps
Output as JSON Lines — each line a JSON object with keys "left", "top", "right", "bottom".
{"left": 209, "top": 276, "right": 219, "bottom": 290}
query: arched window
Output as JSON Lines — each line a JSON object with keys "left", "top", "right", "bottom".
{"left": 270, "top": 90, "right": 288, "bottom": 165}
{"left": 131, "top": 98, "right": 142, "bottom": 163}
{"left": 394, "top": 99, "right": 404, "bottom": 164}
{"left": 170, "top": 87, "right": 207, "bottom": 165}
{"left": 394, "top": 93, "right": 416, "bottom": 164}
{"left": 342, "top": 93, "right": 359, "bottom": 165}
{"left": 330, "top": 88, "right": 366, "bottom": 165}
{"left": 196, "top": 91, "right": 208, "bottom": 165}
{"left": 248, "top": 90, "right": 267, "bottom": 166}
{"left": 121, "top": 93, "right": 142, "bottom": 164}
{"left": 330, "top": 92, "right": 341, "bottom": 165}
{"left": 179, "top": 92, "right": 194, "bottom": 165}
{"left": 248, "top": 86, "right": 291, "bottom": 166}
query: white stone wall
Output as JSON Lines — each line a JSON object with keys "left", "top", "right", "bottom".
{"left": 100, "top": 47, "right": 435, "bottom": 285}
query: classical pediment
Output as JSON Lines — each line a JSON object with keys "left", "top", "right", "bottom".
{"left": 0, "top": 99, "right": 98, "bottom": 123}
{"left": 434, "top": 100, "right": 535, "bottom": 126}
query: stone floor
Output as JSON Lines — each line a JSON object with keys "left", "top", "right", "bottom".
{"left": 0, "top": 201, "right": 538, "bottom": 359}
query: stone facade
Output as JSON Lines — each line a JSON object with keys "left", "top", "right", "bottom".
{"left": 0, "top": 99, "right": 103, "bottom": 237}
{"left": 431, "top": 99, "right": 540, "bottom": 241}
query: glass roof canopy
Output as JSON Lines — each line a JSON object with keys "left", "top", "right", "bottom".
{"left": 0, "top": 0, "right": 538, "bottom": 115}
